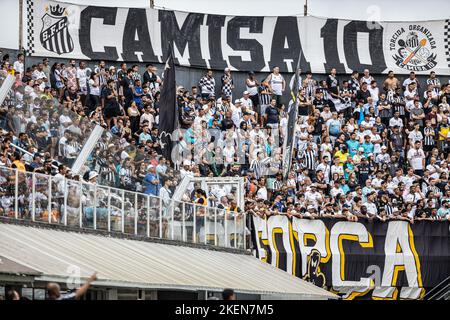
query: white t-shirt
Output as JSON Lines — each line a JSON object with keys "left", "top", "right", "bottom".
{"left": 366, "top": 201, "right": 378, "bottom": 216}
{"left": 13, "top": 61, "right": 24, "bottom": 76}
{"left": 408, "top": 130, "right": 423, "bottom": 144}
{"left": 89, "top": 79, "right": 100, "bottom": 96}
{"left": 403, "top": 78, "right": 417, "bottom": 88}
{"left": 360, "top": 76, "right": 374, "bottom": 86}
{"left": 389, "top": 117, "right": 403, "bottom": 128}
{"left": 368, "top": 86, "right": 380, "bottom": 103}
{"left": 404, "top": 89, "right": 417, "bottom": 109}
{"left": 256, "top": 187, "right": 268, "bottom": 200}
{"left": 76, "top": 68, "right": 89, "bottom": 91}
{"left": 370, "top": 133, "right": 381, "bottom": 153}
{"left": 407, "top": 148, "right": 425, "bottom": 170}
{"left": 426, "top": 164, "right": 440, "bottom": 180}
{"left": 241, "top": 97, "right": 253, "bottom": 110}
{"left": 32, "top": 70, "right": 46, "bottom": 80}
{"left": 305, "top": 191, "right": 322, "bottom": 208}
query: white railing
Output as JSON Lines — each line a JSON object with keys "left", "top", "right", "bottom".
{"left": 0, "top": 166, "right": 246, "bottom": 250}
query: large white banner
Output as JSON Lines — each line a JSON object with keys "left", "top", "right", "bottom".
{"left": 26, "top": 0, "right": 450, "bottom": 74}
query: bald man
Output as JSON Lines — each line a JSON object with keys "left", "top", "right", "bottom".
{"left": 46, "top": 272, "right": 97, "bottom": 300}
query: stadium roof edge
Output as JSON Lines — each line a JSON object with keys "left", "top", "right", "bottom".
{"left": 0, "top": 223, "right": 336, "bottom": 299}
{"left": 0, "top": 217, "right": 248, "bottom": 255}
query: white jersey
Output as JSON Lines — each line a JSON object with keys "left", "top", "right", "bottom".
{"left": 269, "top": 73, "right": 284, "bottom": 95}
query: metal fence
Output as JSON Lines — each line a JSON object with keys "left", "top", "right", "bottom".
{"left": 0, "top": 166, "right": 246, "bottom": 250}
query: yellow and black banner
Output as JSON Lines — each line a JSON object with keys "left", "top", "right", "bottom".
{"left": 252, "top": 215, "right": 450, "bottom": 300}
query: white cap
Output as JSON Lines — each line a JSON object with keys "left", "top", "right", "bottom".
{"left": 89, "top": 171, "right": 98, "bottom": 180}
{"left": 358, "top": 147, "right": 364, "bottom": 152}
{"left": 234, "top": 99, "right": 242, "bottom": 104}
{"left": 243, "top": 91, "right": 249, "bottom": 95}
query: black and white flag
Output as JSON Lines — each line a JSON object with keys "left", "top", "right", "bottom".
{"left": 158, "top": 43, "right": 178, "bottom": 161}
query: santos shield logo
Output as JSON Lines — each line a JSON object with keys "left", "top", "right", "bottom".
{"left": 390, "top": 25, "right": 438, "bottom": 71}
{"left": 40, "top": 4, "right": 74, "bottom": 55}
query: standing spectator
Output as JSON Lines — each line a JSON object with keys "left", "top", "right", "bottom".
{"left": 289, "top": 68, "right": 302, "bottom": 92}
{"left": 403, "top": 71, "right": 420, "bottom": 90}
{"left": 302, "top": 71, "right": 317, "bottom": 100}
{"left": 265, "top": 66, "right": 285, "bottom": 106}
{"left": 93, "top": 60, "right": 107, "bottom": 86}
{"left": 76, "top": 61, "right": 90, "bottom": 105}
{"left": 426, "top": 71, "right": 441, "bottom": 97}
{"left": 143, "top": 64, "right": 161, "bottom": 92}
{"left": 360, "top": 69, "right": 373, "bottom": 86}
{"left": 120, "top": 68, "right": 134, "bottom": 109}
{"left": 390, "top": 125, "right": 406, "bottom": 158}
{"left": 407, "top": 141, "right": 426, "bottom": 176}
{"left": 258, "top": 81, "right": 272, "bottom": 124}
{"left": 199, "top": 70, "right": 216, "bottom": 99}
{"left": 13, "top": 53, "right": 24, "bottom": 77}
{"left": 368, "top": 80, "right": 379, "bottom": 105}
{"left": 245, "top": 71, "right": 259, "bottom": 112}
{"left": 63, "top": 59, "right": 78, "bottom": 90}
{"left": 264, "top": 99, "right": 280, "bottom": 128}
{"left": 383, "top": 70, "right": 400, "bottom": 92}
{"left": 144, "top": 165, "right": 161, "bottom": 196}
{"left": 221, "top": 67, "right": 234, "bottom": 100}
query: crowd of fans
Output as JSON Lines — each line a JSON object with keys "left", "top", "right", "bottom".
{"left": 1, "top": 51, "right": 450, "bottom": 225}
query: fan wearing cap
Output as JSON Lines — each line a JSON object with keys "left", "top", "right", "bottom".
{"left": 303, "top": 205, "right": 318, "bottom": 219}
{"left": 352, "top": 146, "right": 365, "bottom": 165}
{"left": 88, "top": 170, "right": 98, "bottom": 184}
{"left": 231, "top": 99, "right": 243, "bottom": 128}
{"left": 304, "top": 184, "right": 323, "bottom": 210}
{"left": 320, "top": 202, "right": 343, "bottom": 218}
{"left": 376, "top": 145, "right": 390, "bottom": 164}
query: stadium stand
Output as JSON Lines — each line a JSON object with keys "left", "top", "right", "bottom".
{"left": 1, "top": 55, "right": 450, "bottom": 225}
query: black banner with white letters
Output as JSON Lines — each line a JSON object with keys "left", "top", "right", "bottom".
{"left": 28, "top": 1, "right": 450, "bottom": 75}
{"left": 252, "top": 215, "right": 450, "bottom": 300}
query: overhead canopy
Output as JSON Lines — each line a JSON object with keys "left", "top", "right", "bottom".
{"left": 0, "top": 223, "right": 336, "bottom": 299}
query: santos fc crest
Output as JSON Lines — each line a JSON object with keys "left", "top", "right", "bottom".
{"left": 390, "top": 25, "right": 437, "bottom": 71}
{"left": 40, "top": 4, "right": 74, "bottom": 55}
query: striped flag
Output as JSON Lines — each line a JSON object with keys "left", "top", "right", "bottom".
{"left": 282, "top": 53, "right": 302, "bottom": 181}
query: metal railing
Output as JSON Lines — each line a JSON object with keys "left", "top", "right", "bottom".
{"left": 0, "top": 166, "right": 246, "bottom": 250}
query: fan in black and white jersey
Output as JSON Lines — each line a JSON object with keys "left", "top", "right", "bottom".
{"left": 298, "top": 143, "right": 318, "bottom": 173}
{"left": 426, "top": 71, "right": 441, "bottom": 97}
{"left": 302, "top": 71, "right": 317, "bottom": 100}
{"left": 339, "top": 81, "right": 352, "bottom": 115}
{"left": 221, "top": 68, "right": 234, "bottom": 100}
{"left": 199, "top": 70, "right": 216, "bottom": 99}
